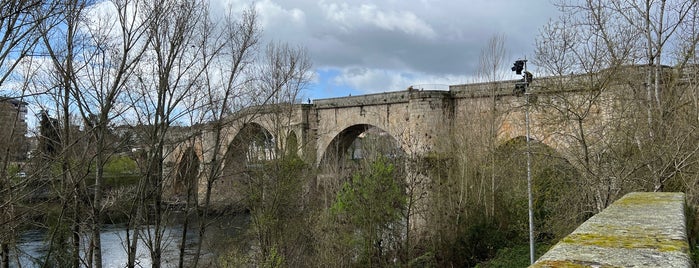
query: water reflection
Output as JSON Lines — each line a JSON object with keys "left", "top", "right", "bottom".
{"left": 11, "top": 224, "right": 208, "bottom": 268}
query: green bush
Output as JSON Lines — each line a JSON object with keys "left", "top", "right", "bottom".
{"left": 475, "top": 243, "right": 552, "bottom": 268}
{"left": 330, "top": 156, "right": 406, "bottom": 266}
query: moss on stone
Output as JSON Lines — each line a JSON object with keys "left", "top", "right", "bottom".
{"left": 561, "top": 232, "right": 688, "bottom": 252}
{"left": 615, "top": 192, "right": 682, "bottom": 207}
{"left": 530, "top": 259, "right": 619, "bottom": 268}
{"left": 531, "top": 193, "right": 690, "bottom": 267}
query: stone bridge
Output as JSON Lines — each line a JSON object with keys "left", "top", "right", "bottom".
{"left": 159, "top": 66, "right": 697, "bottom": 266}
{"left": 162, "top": 67, "right": 676, "bottom": 204}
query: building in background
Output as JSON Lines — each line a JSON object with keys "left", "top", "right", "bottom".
{"left": 0, "top": 98, "right": 28, "bottom": 164}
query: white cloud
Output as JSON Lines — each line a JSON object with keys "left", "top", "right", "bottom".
{"left": 100, "top": 0, "right": 560, "bottom": 98}
{"left": 254, "top": 0, "right": 306, "bottom": 29}
{"left": 332, "top": 66, "right": 472, "bottom": 94}
{"left": 360, "top": 5, "right": 436, "bottom": 39}
{"left": 209, "top": 0, "right": 308, "bottom": 46}
{"left": 80, "top": 1, "right": 121, "bottom": 48}
{"left": 319, "top": 1, "right": 436, "bottom": 39}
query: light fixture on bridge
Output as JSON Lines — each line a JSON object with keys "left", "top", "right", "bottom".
{"left": 513, "top": 57, "right": 535, "bottom": 265}
{"left": 514, "top": 70, "right": 534, "bottom": 96}
{"left": 511, "top": 59, "right": 525, "bottom": 75}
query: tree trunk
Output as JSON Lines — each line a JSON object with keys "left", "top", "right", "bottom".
{"left": 126, "top": 203, "right": 140, "bottom": 268}
{"left": 92, "top": 131, "right": 105, "bottom": 268}
{"left": 72, "top": 195, "right": 80, "bottom": 268}
{"left": 178, "top": 170, "right": 195, "bottom": 268}
{"left": 1, "top": 243, "right": 8, "bottom": 268}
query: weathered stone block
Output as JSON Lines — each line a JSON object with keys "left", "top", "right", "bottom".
{"left": 531, "top": 192, "right": 691, "bottom": 268}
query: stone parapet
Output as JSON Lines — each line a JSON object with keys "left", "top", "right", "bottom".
{"left": 313, "top": 91, "right": 411, "bottom": 108}
{"left": 531, "top": 192, "right": 691, "bottom": 268}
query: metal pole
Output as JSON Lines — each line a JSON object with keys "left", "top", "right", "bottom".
{"left": 524, "top": 60, "right": 535, "bottom": 264}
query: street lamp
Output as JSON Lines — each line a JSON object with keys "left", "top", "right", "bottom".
{"left": 512, "top": 58, "right": 535, "bottom": 265}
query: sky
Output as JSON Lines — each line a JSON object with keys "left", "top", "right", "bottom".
{"left": 210, "top": 0, "right": 561, "bottom": 100}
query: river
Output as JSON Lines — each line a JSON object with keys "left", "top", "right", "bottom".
{"left": 8, "top": 216, "right": 248, "bottom": 268}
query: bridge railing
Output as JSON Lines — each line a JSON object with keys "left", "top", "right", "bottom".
{"left": 531, "top": 192, "right": 691, "bottom": 267}
{"left": 409, "top": 84, "right": 449, "bottom": 91}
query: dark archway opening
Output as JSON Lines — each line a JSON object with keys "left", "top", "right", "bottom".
{"left": 172, "top": 146, "right": 200, "bottom": 202}
{"left": 285, "top": 131, "right": 299, "bottom": 158}
{"left": 320, "top": 124, "right": 403, "bottom": 174}
{"left": 317, "top": 124, "right": 405, "bottom": 203}
{"left": 493, "top": 136, "right": 586, "bottom": 241}
{"left": 223, "top": 123, "right": 276, "bottom": 180}
{"left": 213, "top": 123, "right": 277, "bottom": 206}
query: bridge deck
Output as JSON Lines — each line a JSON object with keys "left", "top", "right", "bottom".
{"left": 531, "top": 192, "right": 691, "bottom": 268}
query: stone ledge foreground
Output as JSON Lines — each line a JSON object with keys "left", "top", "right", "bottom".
{"left": 531, "top": 192, "right": 691, "bottom": 268}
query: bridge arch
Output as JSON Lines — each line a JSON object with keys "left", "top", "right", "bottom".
{"left": 318, "top": 124, "right": 404, "bottom": 171}
{"left": 285, "top": 130, "right": 299, "bottom": 157}
{"left": 315, "top": 124, "right": 406, "bottom": 204}
{"left": 205, "top": 122, "right": 277, "bottom": 204}
{"left": 168, "top": 141, "right": 204, "bottom": 201}
{"left": 494, "top": 136, "right": 585, "bottom": 238}
{"left": 223, "top": 122, "right": 276, "bottom": 172}
{"left": 315, "top": 120, "right": 410, "bottom": 167}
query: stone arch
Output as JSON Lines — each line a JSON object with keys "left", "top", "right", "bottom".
{"left": 494, "top": 136, "right": 585, "bottom": 238}
{"left": 318, "top": 124, "right": 404, "bottom": 171}
{"left": 495, "top": 105, "right": 563, "bottom": 151}
{"left": 222, "top": 122, "right": 276, "bottom": 177}
{"left": 494, "top": 136, "right": 571, "bottom": 164}
{"left": 207, "top": 122, "right": 277, "bottom": 205}
{"left": 285, "top": 130, "right": 299, "bottom": 157}
{"left": 317, "top": 120, "right": 408, "bottom": 166}
{"left": 170, "top": 144, "right": 203, "bottom": 201}
{"left": 226, "top": 122, "right": 277, "bottom": 168}
{"left": 493, "top": 136, "right": 575, "bottom": 174}
{"left": 315, "top": 124, "right": 409, "bottom": 211}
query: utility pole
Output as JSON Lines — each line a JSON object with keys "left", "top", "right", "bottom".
{"left": 512, "top": 58, "right": 535, "bottom": 264}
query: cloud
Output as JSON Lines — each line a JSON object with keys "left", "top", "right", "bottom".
{"left": 176, "top": 0, "right": 562, "bottom": 96}
{"left": 211, "top": 0, "right": 309, "bottom": 44}
{"left": 319, "top": 1, "right": 437, "bottom": 39}
{"left": 329, "top": 66, "right": 473, "bottom": 94}
{"left": 254, "top": 0, "right": 307, "bottom": 30}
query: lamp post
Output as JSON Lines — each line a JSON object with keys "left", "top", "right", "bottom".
{"left": 512, "top": 58, "right": 535, "bottom": 264}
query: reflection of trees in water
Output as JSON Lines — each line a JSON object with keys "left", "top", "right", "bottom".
{"left": 14, "top": 215, "right": 249, "bottom": 268}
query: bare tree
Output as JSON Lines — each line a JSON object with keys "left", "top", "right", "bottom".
{"left": 257, "top": 42, "right": 312, "bottom": 107}
{"left": 603, "top": 0, "right": 699, "bottom": 191}
{"left": 28, "top": 1, "right": 149, "bottom": 267}
{"left": 125, "top": 0, "right": 211, "bottom": 267}
{"left": 229, "top": 40, "right": 313, "bottom": 267}
{"left": 37, "top": 0, "right": 100, "bottom": 266}
{"left": 477, "top": 33, "right": 508, "bottom": 218}
{"left": 185, "top": 6, "right": 260, "bottom": 268}
{"left": 0, "top": 1, "right": 47, "bottom": 266}
{"left": 70, "top": 1, "right": 149, "bottom": 267}
{"left": 535, "top": 0, "right": 699, "bottom": 213}
{"left": 0, "top": 0, "right": 45, "bottom": 88}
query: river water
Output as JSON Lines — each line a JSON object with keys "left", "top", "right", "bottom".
{"left": 9, "top": 222, "right": 236, "bottom": 268}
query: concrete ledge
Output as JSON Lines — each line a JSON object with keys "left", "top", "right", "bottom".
{"left": 531, "top": 192, "right": 691, "bottom": 268}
